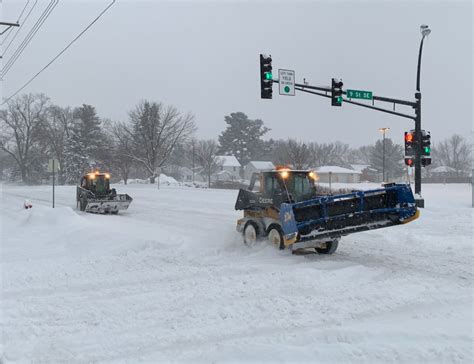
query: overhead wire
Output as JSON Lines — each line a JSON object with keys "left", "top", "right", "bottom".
{"left": 1, "top": 0, "right": 38, "bottom": 49}
{"left": 1, "top": 0, "right": 116, "bottom": 105}
{"left": 17, "top": 0, "right": 31, "bottom": 22}
{"left": 1, "top": 0, "right": 58, "bottom": 78}
{"left": 0, "top": 0, "right": 30, "bottom": 40}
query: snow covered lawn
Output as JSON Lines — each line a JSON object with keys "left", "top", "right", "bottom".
{"left": 1, "top": 183, "right": 472, "bottom": 362}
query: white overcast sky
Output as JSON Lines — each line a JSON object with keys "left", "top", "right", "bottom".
{"left": 1, "top": 0, "right": 472, "bottom": 147}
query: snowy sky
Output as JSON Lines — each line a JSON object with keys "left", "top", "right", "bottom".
{"left": 1, "top": 0, "right": 472, "bottom": 147}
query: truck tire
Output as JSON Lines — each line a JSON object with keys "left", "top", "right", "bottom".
{"left": 315, "top": 239, "right": 339, "bottom": 254}
{"left": 243, "top": 221, "right": 260, "bottom": 247}
{"left": 267, "top": 225, "right": 285, "bottom": 250}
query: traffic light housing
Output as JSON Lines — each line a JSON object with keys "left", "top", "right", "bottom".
{"left": 421, "top": 157, "right": 432, "bottom": 167}
{"left": 331, "top": 78, "right": 343, "bottom": 106}
{"left": 404, "top": 131, "right": 415, "bottom": 156}
{"left": 421, "top": 130, "right": 431, "bottom": 156}
{"left": 260, "top": 54, "right": 273, "bottom": 99}
{"left": 405, "top": 157, "right": 414, "bottom": 167}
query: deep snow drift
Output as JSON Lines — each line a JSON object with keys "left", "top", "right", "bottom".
{"left": 1, "top": 182, "right": 472, "bottom": 362}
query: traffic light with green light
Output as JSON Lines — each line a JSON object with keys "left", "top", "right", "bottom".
{"left": 331, "top": 78, "right": 343, "bottom": 106}
{"left": 421, "top": 130, "right": 431, "bottom": 156}
{"left": 260, "top": 54, "right": 273, "bottom": 99}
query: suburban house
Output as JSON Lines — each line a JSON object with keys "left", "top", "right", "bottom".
{"left": 244, "top": 161, "right": 275, "bottom": 180}
{"left": 429, "top": 166, "right": 456, "bottom": 177}
{"left": 163, "top": 165, "right": 194, "bottom": 182}
{"left": 315, "top": 166, "right": 362, "bottom": 183}
{"left": 215, "top": 155, "right": 241, "bottom": 181}
{"left": 350, "top": 164, "right": 379, "bottom": 182}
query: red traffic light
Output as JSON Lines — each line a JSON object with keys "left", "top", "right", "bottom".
{"left": 405, "top": 132, "right": 414, "bottom": 143}
{"left": 405, "top": 157, "right": 414, "bottom": 166}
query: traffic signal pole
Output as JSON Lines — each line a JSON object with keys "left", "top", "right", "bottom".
{"left": 414, "top": 92, "right": 422, "bottom": 205}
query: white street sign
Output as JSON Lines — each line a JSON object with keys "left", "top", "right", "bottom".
{"left": 278, "top": 69, "right": 295, "bottom": 96}
{"left": 47, "top": 158, "right": 60, "bottom": 173}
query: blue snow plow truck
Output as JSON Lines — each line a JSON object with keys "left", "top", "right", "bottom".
{"left": 235, "top": 168, "right": 419, "bottom": 254}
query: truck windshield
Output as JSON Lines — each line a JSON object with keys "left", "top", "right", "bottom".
{"left": 285, "top": 174, "right": 314, "bottom": 201}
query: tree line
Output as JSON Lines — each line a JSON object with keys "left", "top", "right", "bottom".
{"left": 0, "top": 94, "right": 471, "bottom": 185}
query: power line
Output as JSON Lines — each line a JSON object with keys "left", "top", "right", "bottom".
{"left": 1, "top": 0, "right": 116, "bottom": 105}
{"left": 1, "top": 0, "right": 58, "bottom": 78}
{"left": 0, "top": 0, "right": 28, "bottom": 37}
{"left": 17, "top": 0, "right": 31, "bottom": 22}
{"left": 1, "top": 0, "right": 38, "bottom": 49}
{"left": 2, "top": 0, "right": 56, "bottom": 76}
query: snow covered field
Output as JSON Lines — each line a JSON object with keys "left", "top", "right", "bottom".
{"left": 1, "top": 182, "right": 472, "bottom": 362}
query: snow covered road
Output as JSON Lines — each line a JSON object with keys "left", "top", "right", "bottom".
{"left": 1, "top": 183, "right": 472, "bottom": 362}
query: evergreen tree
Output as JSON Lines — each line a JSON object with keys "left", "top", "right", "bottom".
{"left": 63, "top": 104, "right": 104, "bottom": 183}
{"left": 73, "top": 104, "right": 105, "bottom": 166}
{"left": 63, "top": 127, "right": 89, "bottom": 184}
{"left": 369, "top": 138, "right": 404, "bottom": 180}
{"left": 218, "top": 112, "right": 270, "bottom": 166}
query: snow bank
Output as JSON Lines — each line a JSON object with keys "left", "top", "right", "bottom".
{"left": 118, "top": 174, "right": 179, "bottom": 186}
{"left": 1, "top": 183, "right": 472, "bottom": 362}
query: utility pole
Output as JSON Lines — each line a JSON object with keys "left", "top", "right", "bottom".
{"left": 0, "top": 21, "right": 20, "bottom": 60}
{"left": 0, "top": 21, "right": 19, "bottom": 36}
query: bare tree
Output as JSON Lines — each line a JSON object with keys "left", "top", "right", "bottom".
{"left": 273, "top": 139, "right": 313, "bottom": 169}
{"left": 195, "top": 139, "right": 223, "bottom": 187}
{"left": 37, "top": 105, "right": 73, "bottom": 184}
{"left": 124, "top": 100, "right": 195, "bottom": 183}
{"left": 310, "top": 141, "right": 350, "bottom": 167}
{"left": 109, "top": 122, "right": 134, "bottom": 184}
{"left": 348, "top": 145, "right": 373, "bottom": 165}
{"left": 434, "top": 134, "right": 471, "bottom": 176}
{"left": 0, "top": 93, "right": 49, "bottom": 183}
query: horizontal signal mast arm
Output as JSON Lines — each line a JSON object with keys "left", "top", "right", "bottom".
{"left": 281, "top": 77, "right": 417, "bottom": 120}
{"left": 294, "top": 86, "right": 416, "bottom": 120}
{"left": 277, "top": 78, "right": 417, "bottom": 107}
{"left": 342, "top": 98, "right": 416, "bottom": 120}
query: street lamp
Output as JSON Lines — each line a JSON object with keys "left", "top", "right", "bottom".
{"left": 379, "top": 127, "right": 390, "bottom": 182}
{"left": 417, "top": 25, "right": 431, "bottom": 92}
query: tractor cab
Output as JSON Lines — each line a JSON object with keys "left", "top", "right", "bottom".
{"left": 80, "top": 172, "right": 112, "bottom": 197}
{"left": 235, "top": 168, "right": 319, "bottom": 211}
{"left": 248, "top": 169, "right": 319, "bottom": 203}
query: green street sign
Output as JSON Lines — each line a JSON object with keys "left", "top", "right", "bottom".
{"left": 347, "top": 89, "right": 373, "bottom": 100}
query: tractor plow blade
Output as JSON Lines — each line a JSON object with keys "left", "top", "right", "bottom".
{"left": 279, "top": 184, "right": 419, "bottom": 242}
{"left": 84, "top": 194, "right": 132, "bottom": 214}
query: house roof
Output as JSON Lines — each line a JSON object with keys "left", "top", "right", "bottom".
{"left": 216, "top": 155, "right": 241, "bottom": 167}
{"left": 350, "top": 164, "right": 370, "bottom": 172}
{"left": 316, "top": 165, "right": 362, "bottom": 174}
{"left": 247, "top": 161, "right": 275, "bottom": 170}
{"left": 430, "top": 166, "right": 456, "bottom": 173}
